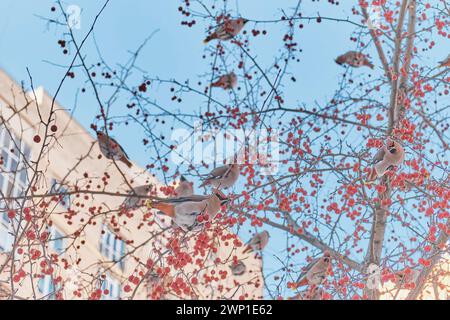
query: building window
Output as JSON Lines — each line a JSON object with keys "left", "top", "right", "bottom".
{"left": 38, "top": 276, "right": 56, "bottom": 300}
{"left": 101, "top": 274, "right": 121, "bottom": 300}
{"left": 0, "top": 216, "right": 13, "bottom": 252}
{"left": 100, "top": 226, "right": 126, "bottom": 270}
{"left": 49, "top": 226, "right": 65, "bottom": 255}
{"left": 50, "top": 179, "right": 71, "bottom": 209}
{"left": 0, "top": 126, "right": 31, "bottom": 252}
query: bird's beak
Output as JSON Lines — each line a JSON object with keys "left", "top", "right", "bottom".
{"left": 180, "top": 175, "right": 187, "bottom": 182}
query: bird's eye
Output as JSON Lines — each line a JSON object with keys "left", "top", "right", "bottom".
{"left": 389, "top": 148, "right": 397, "bottom": 154}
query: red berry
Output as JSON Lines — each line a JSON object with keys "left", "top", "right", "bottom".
{"left": 33, "top": 135, "right": 41, "bottom": 143}
{"left": 7, "top": 210, "right": 15, "bottom": 219}
{"left": 51, "top": 125, "right": 58, "bottom": 132}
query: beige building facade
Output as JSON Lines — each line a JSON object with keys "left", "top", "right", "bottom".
{"left": 381, "top": 254, "right": 450, "bottom": 300}
{"left": 0, "top": 69, "right": 263, "bottom": 300}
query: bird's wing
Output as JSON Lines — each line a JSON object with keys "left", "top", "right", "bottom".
{"left": 159, "top": 194, "right": 209, "bottom": 204}
{"left": 110, "top": 137, "right": 130, "bottom": 159}
{"left": 296, "top": 258, "right": 319, "bottom": 283}
{"left": 176, "top": 202, "right": 206, "bottom": 216}
{"left": 245, "top": 233, "right": 260, "bottom": 246}
{"left": 372, "top": 147, "right": 386, "bottom": 164}
{"left": 214, "top": 20, "right": 237, "bottom": 38}
{"left": 207, "top": 165, "right": 231, "bottom": 179}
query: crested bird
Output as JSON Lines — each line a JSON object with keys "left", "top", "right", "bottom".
{"left": 291, "top": 252, "right": 332, "bottom": 288}
{"left": 211, "top": 72, "right": 237, "bottom": 90}
{"left": 203, "top": 18, "right": 249, "bottom": 44}
{"left": 96, "top": 131, "right": 133, "bottom": 168}
{"left": 229, "top": 260, "right": 247, "bottom": 276}
{"left": 242, "top": 231, "right": 270, "bottom": 254}
{"left": 365, "top": 139, "right": 405, "bottom": 183}
{"left": 394, "top": 268, "right": 420, "bottom": 289}
{"left": 147, "top": 191, "right": 229, "bottom": 232}
{"left": 335, "top": 51, "right": 374, "bottom": 69}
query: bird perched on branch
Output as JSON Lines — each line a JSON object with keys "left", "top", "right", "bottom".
{"left": 211, "top": 72, "right": 237, "bottom": 90}
{"left": 122, "top": 185, "right": 153, "bottom": 210}
{"left": 290, "top": 252, "right": 332, "bottom": 289}
{"left": 439, "top": 54, "right": 450, "bottom": 68}
{"left": 394, "top": 268, "right": 420, "bottom": 289}
{"left": 365, "top": 139, "right": 405, "bottom": 184}
{"left": 335, "top": 51, "right": 374, "bottom": 69}
{"left": 147, "top": 191, "right": 229, "bottom": 232}
{"left": 242, "top": 231, "right": 270, "bottom": 254}
{"left": 229, "top": 260, "right": 247, "bottom": 276}
{"left": 203, "top": 18, "right": 249, "bottom": 44}
{"left": 96, "top": 131, "right": 133, "bottom": 168}
{"left": 173, "top": 175, "right": 194, "bottom": 198}
{"left": 200, "top": 164, "right": 240, "bottom": 189}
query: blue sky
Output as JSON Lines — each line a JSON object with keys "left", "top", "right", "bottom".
{"left": 0, "top": 0, "right": 370, "bottom": 171}
{"left": 0, "top": 1, "right": 448, "bottom": 298}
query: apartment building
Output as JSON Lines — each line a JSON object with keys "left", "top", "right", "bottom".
{"left": 0, "top": 69, "right": 264, "bottom": 300}
{"left": 381, "top": 254, "right": 450, "bottom": 300}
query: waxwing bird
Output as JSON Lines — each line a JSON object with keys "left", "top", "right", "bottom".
{"left": 229, "top": 260, "right": 247, "bottom": 276}
{"left": 199, "top": 164, "right": 240, "bottom": 189}
{"left": 439, "top": 54, "right": 450, "bottom": 68}
{"left": 242, "top": 231, "right": 270, "bottom": 254}
{"left": 122, "top": 185, "right": 152, "bottom": 210}
{"left": 173, "top": 175, "right": 194, "bottom": 198}
{"left": 203, "top": 18, "right": 249, "bottom": 44}
{"left": 211, "top": 72, "right": 237, "bottom": 90}
{"left": 147, "top": 272, "right": 173, "bottom": 300}
{"left": 335, "top": 51, "right": 374, "bottom": 69}
{"left": 96, "top": 131, "right": 133, "bottom": 168}
{"left": 147, "top": 191, "right": 229, "bottom": 232}
{"left": 394, "top": 268, "right": 420, "bottom": 289}
{"left": 365, "top": 139, "right": 405, "bottom": 183}
{"left": 292, "top": 252, "right": 332, "bottom": 288}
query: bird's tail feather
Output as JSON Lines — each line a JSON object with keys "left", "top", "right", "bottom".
{"left": 365, "top": 61, "right": 375, "bottom": 69}
{"left": 335, "top": 57, "right": 344, "bottom": 66}
{"left": 121, "top": 157, "right": 133, "bottom": 168}
{"left": 203, "top": 33, "right": 216, "bottom": 44}
{"left": 242, "top": 245, "right": 253, "bottom": 254}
